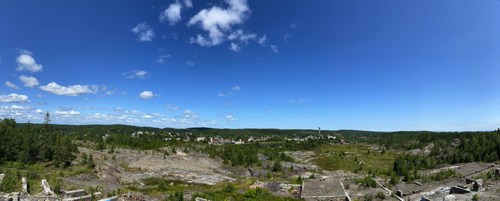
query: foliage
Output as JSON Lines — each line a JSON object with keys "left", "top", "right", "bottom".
{"left": 355, "top": 176, "right": 377, "bottom": 188}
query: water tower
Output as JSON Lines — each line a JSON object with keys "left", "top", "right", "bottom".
{"left": 318, "top": 126, "right": 321, "bottom": 135}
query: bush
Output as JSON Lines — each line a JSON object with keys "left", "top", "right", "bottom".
{"left": 222, "top": 183, "right": 235, "bottom": 193}
{"left": 473, "top": 193, "right": 479, "bottom": 201}
{"left": 376, "top": 191, "right": 385, "bottom": 199}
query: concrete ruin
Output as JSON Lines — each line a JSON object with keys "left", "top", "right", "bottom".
{"left": 449, "top": 186, "right": 470, "bottom": 194}
{"left": 473, "top": 179, "right": 484, "bottom": 191}
{"left": 21, "top": 178, "right": 28, "bottom": 195}
{"left": 301, "top": 178, "right": 349, "bottom": 201}
{"left": 41, "top": 179, "right": 56, "bottom": 197}
{"left": 0, "top": 174, "right": 4, "bottom": 189}
{"left": 60, "top": 190, "right": 85, "bottom": 198}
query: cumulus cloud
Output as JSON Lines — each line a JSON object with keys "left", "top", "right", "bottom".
{"left": 188, "top": 0, "right": 251, "bottom": 47}
{"left": 5, "top": 81, "right": 19, "bottom": 90}
{"left": 165, "top": 107, "right": 181, "bottom": 110}
{"left": 258, "top": 34, "right": 267, "bottom": 46}
{"left": 131, "top": 22, "right": 156, "bottom": 42}
{"left": 123, "top": 70, "right": 151, "bottom": 79}
{"left": 85, "top": 106, "right": 101, "bottom": 110}
{"left": 16, "top": 50, "right": 43, "bottom": 73}
{"left": 183, "top": 110, "right": 197, "bottom": 115}
{"left": 270, "top": 45, "right": 278, "bottom": 53}
{"left": 139, "top": 91, "right": 160, "bottom": 99}
{"left": 185, "top": 61, "right": 195, "bottom": 66}
{"left": 229, "top": 43, "right": 241, "bottom": 52}
{"left": 36, "top": 94, "right": 45, "bottom": 98}
{"left": 18, "top": 75, "right": 39, "bottom": 88}
{"left": 0, "top": 93, "right": 29, "bottom": 103}
{"left": 39, "top": 82, "right": 97, "bottom": 96}
{"left": 36, "top": 109, "right": 44, "bottom": 114}
{"left": 160, "top": 2, "right": 183, "bottom": 26}
{"left": 142, "top": 115, "right": 153, "bottom": 119}
{"left": 231, "top": 86, "right": 240, "bottom": 91}
{"left": 157, "top": 55, "right": 171, "bottom": 64}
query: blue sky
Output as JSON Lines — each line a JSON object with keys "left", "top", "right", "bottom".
{"left": 1, "top": 0, "right": 499, "bottom": 131}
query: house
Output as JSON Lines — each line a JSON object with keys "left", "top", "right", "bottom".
{"left": 234, "top": 139, "right": 244, "bottom": 144}
{"left": 196, "top": 137, "right": 206, "bottom": 142}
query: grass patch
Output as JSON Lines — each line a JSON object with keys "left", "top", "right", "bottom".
{"left": 314, "top": 143, "right": 399, "bottom": 173}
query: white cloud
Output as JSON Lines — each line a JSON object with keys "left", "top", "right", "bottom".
{"left": 142, "top": 115, "right": 153, "bottom": 119}
{"left": 229, "top": 43, "right": 241, "bottom": 52}
{"left": 225, "top": 115, "right": 237, "bottom": 121}
{"left": 188, "top": 0, "right": 251, "bottom": 47}
{"left": 183, "top": 0, "right": 193, "bottom": 7}
{"left": 165, "top": 107, "right": 181, "bottom": 110}
{"left": 18, "top": 75, "right": 39, "bottom": 88}
{"left": 231, "top": 86, "right": 240, "bottom": 91}
{"left": 258, "top": 34, "right": 267, "bottom": 46}
{"left": 150, "top": 113, "right": 166, "bottom": 117}
{"left": 270, "top": 45, "right": 278, "bottom": 53}
{"left": 36, "top": 94, "right": 45, "bottom": 98}
{"left": 227, "top": 29, "right": 256, "bottom": 44}
{"left": 106, "top": 91, "right": 115, "bottom": 95}
{"left": 131, "top": 22, "right": 156, "bottom": 42}
{"left": 183, "top": 110, "right": 197, "bottom": 115}
{"left": 284, "top": 34, "right": 291, "bottom": 42}
{"left": 123, "top": 70, "right": 151, "bottom": 79}
{"left": 36, "top": 109, "right": 44, "bottom": 114}
{"left": 85, "top": 106, "right": 101, "bottom": 110}
{"left": 121, "top": 91, "right": 127, "bottom": 95}
{"left": 16, "top": 50, "right": 43, "bottom": 73}
{"left": 0, "top": 93, "right": 29, "bottom": 103}
{"left": 290, "top": 98, "right": 310, "bottom": 103}
{"left": 0, "top": 105, "right": 35, "bottom": 110}
{"left": 39, "top": 82, "right": 97, "bottom": 96}
{"left": 223, "top": 103, "right": 235, "bottom": 107}
{"left": 185, "top": 61, "right": 195, "bottom": 66}
{"left": 55, "top": 110, "right": 80, "bottom": 116}
{"left": 301, "top": 115, "right": 310, "bottom": 117}
{"left": 290, "top": 24, "right": 297, "bottom": 29}
{"left": 157, "top": 55, "right": 171, "bottom": 63}
{"left": 139, "top": 91, "right": 156, "bottom": 99}
{"left": 106, "top": 107, "right": 112, "bottom": 110}
{"left": 160, "top": 2, "right": 183, "bottom": 26}
{"left": 219, "top": 92, "right": 233, "bottom": 97}
{"left": 5, "top": 81, "right": 19, "bottom": 90}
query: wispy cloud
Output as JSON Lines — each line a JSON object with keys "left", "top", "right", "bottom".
{"left": 85, "top": 106, "right": 101, "bottom": 110}
{"left": 5, "top": 81, "right": 19, "bottom": 90}
{"left": 185, "top": 61, "right": 195, "bottom": 66}
{"left": 223, "top": 103, "right": 235, "bottom": 107}
{"left": 270, "top": 45, "right": 279, "bottom": 53}
{"left": 123, "top": 70, "right": 151, "bottom": 79}
{"left": 219, "top": 92, "right": 233, "bottom": 97}
{"left": 258, "top": 34, "right": 267, "bottom": 46}
{"left": 157, "top": 55, "right": 170, "bottom": 64}
{"left": 231, "top": 86, "right": 241, "bottom": 91}
{"left": 131, "top": 22, "right": 155, "bottom": 42}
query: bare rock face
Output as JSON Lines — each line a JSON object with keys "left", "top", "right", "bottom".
{"left": 443, "top": 195, "right": 456, "bottom": 201}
